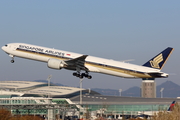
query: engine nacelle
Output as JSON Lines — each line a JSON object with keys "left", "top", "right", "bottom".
{"left": 47, "top": 59, "right": 65, "bottom": 70}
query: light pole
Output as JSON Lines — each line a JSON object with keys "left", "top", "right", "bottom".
{"left": 160, "top": 88, "right": 164, "bottom": 98}
{"left": 79, "top": 78, "right": 84, "bottom": 119}
{"left": 47, "top": 75, "right": 52, "bottom": 98}
{"left": 119, "top": 89, "right": 122, "bottom": 96}
{"left": 80, "top": 78, "right": 84, "bottom": 104}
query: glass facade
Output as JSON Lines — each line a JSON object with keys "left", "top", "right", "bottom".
{"left": 83, "top": 104, "right": 169, "bottom": 115}
{"left": 0, "top": 97, "right": 170, "bottom": 116}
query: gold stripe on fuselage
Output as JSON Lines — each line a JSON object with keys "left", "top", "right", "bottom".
{"left": 16, "top": 49, "right": 152, "bottom": 78}
{"left": 85, "top": 63, "right": 152, "bottom": 78}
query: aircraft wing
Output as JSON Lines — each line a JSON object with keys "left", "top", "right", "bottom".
{"left": 65, "top": 55, "right": 89, "bottom": 71}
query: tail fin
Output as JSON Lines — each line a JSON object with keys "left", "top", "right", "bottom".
{"left": 143, "top": 47, "right": 174, "bottom": 70}
{"left": 168, "top": 101, "right": 176, "bottom": 111}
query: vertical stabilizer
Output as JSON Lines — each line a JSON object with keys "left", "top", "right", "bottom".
{"left": 168, "top": 101, "right": 176, "bottom": 111}
{"left": 143, "top": 47, "right": 174, "bottom": 70}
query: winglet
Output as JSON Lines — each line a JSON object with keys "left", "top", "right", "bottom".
{"left": 168, "top": 101, "right": 176, "bottom": 111}
{"left": 143, "top": 47, "right": 174, "bottom": 70}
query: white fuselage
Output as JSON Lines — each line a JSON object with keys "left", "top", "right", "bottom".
{"left": 2, "top": 43, "right": 167, "bottom": 79}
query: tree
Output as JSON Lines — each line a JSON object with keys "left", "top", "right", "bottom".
{"left": 0, "top": 108, "right": 43, "bottom": 120}
{"left": 0, "top": 108, "right": 12, "bottom": 120}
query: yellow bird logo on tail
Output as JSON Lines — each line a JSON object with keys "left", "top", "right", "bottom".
{"left": 150, "top": 53, "right": 163, "bottom": 69}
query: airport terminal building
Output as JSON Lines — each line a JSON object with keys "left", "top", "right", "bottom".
{"left": 0, "top": 81, "right": 179, "bottom": 119}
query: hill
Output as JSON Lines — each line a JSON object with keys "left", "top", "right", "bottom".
{"left": 156, "top": 81, "right": 180, "bottom": 98}
{"left": 92, "top": 81, "right": 180, "bottom": 98}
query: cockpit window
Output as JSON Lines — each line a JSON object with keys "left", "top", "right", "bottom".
{"left": 5, "top": 45, "right": 8, "bottom": 47}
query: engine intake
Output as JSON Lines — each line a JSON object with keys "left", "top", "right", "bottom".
{"left": 47, "top": 59, "right": 65, "bottom": 70}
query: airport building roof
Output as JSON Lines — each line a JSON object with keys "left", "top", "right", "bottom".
{"left": 0, "top": 81, "right": 100, "bottom": 98}
{"left": 0, "top": 81, "right": 47, "bottom": 89}
{"left": 70, "top": 94, "right": 180, "bottom": 105}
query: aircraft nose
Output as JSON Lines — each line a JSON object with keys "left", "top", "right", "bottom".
{"left": 1, "top": 46, "right": 5, "bottom": 51}
{"left": 1, "top": 45, "right": 7, "bottom": 52}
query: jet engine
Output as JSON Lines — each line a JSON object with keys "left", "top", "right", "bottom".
{"left": 47, "top": 58, "right": 66, "bottom": 70}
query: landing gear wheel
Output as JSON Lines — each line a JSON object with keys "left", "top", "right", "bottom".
{"left": 87, "top": 75, "right": 92, "bottom": 79}
{"left": 73, "top": 72, "right": 77, "bottom": 76}
{"left": 79, "top": 75, "right": 84, "bottom": 79}
{"left": 76, "top": 74, "right": 80, "bottom": 77}
{"left": 73, "top": 72, "right": 81, "bottom": 77}
{"left": 11, "top": 60, "right": 14, "bottom": 63}
{"left": 73, "top": 72, "right": 92, "bottom": 79}
{"left": 84, "top": 74, "right": 88, "bottom": 78}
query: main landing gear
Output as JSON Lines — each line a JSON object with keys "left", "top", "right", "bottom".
{"left": 73, "top": 72, "right": 92, "bottom": 79}
{"left": 9, "top": 55, "right": 14, "bottom": 63}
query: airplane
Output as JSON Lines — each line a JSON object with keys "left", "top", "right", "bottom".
{"left": 136, "top": 101, "right": 176, "bottom": 119}
{"left": 1, "top": 43, "right": 173, "bottom": 79}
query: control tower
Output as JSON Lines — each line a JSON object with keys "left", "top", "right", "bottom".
{"left": 141, "top": 80, "right": 156, "bottom": 98}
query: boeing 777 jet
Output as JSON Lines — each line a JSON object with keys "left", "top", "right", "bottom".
{"left": 2, "top": 43, "right": 173, "bottom": 79}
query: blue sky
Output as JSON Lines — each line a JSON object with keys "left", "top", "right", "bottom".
{"left": 0, "top": 1, "right": 180, "bottom": 91}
